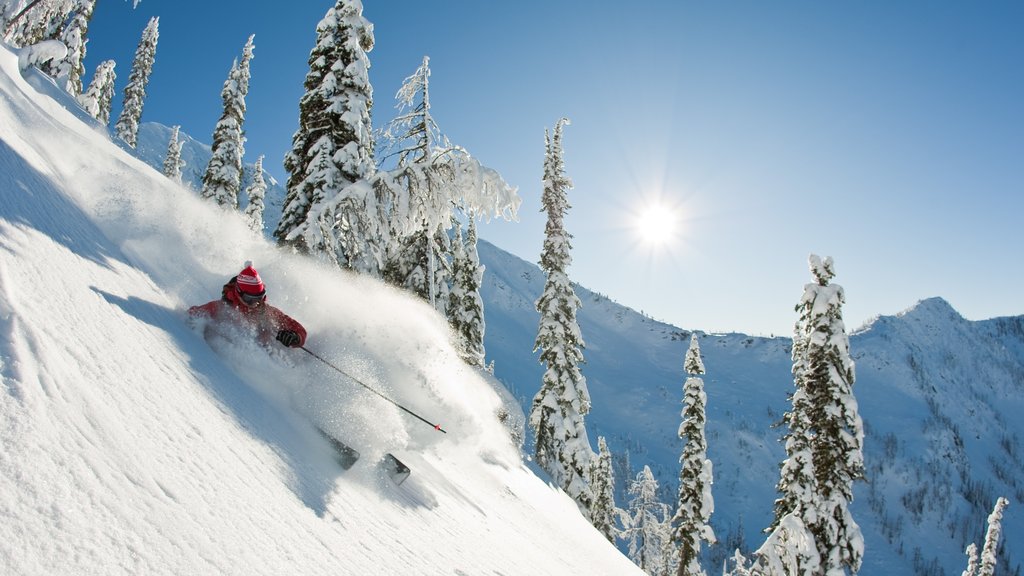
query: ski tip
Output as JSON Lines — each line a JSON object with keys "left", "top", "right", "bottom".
{"left": 382, "top": 453, "right": 411, "bottom": 486}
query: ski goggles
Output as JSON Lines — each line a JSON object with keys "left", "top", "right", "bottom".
{"left": 239, "top": 290, "right": 266, "bottom": 306}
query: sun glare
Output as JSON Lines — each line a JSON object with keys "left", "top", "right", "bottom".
{"left": 634, "top": 203, "right": 678, "bottom": 247}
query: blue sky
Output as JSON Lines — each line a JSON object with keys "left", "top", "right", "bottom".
{"left": 83, "top": 0, "right": 1023, "bottom": 336}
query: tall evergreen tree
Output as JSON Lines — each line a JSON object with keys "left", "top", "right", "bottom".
{"left": 591, "top": 436, "right": 619, "bottom": 544}
{"left": 40, "top": 0, "right": 93, "bottom": 94}
{"left": 378, "top": 56, "right": 450, "bottom": 308}
{"left": 671, "top": 334, "right": 716, "bottom": 576}
{"left": 243, "top": 155, "right": 268, "bottom": 234}
{"left": 447, "top": 216, "right": 486, "bottom": 367}
{"left": 276, "top": 0, "right": 376, "bottom": 264}
{"left": 771, "top": 255, "right": 865, "bottom": 575}
{"left": 529, "top": 118, "right": 594, "bottom": 518}
{"left": 963, "top": 497, "right": 1010, "bottom": 576}
{"left": 377, "top": 56, "right": 519, "bottom": 307}
{"left": 113, "top": 16, "right": 159, "bottom": 148}
{"left": 162, "top": 125, "right": 184, "bottom": 183}
{"left": 625, "top": 465, "right": 672, "bottom": 575}
{"left": 78, "top": 58, "right": 115, "bottom": 124}
{"left": 201, "top": 34, "right": 254, "bottom": 209}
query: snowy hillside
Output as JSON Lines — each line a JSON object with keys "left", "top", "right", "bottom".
{"left": 478, "top": 242, "right": 1024, "bottom": 574}
{"left": 0, "top": 44, "right": 643, "bottom": 575}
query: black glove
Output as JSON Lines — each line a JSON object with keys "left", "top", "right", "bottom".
{"left": 276, "top": 329, "right": 301, "bottom": 348}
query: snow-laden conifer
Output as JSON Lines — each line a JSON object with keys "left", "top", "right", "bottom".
{"left": 671, "top": 333, "right": 716, "bottom": 576}
{"left": 771, "top": 255, "right": 865, "bottom": 575}
{"left": 40, "top": 0, "right": 93, "bottom": 94}
{"left": 78, "top": 58, "right": 114, "bottom": 124}
{"left": 962, "top": 497, "right": 1009, "bottom": 576}
{"left": 2, "top": 0, "right": 73, "bottom": 47}
{"left": 201, "top": 34, "right": 254, "bottom": 209}
{"left": 624, "top": 465, "right": 672, "bottom": 575}
{"left": 243, "top": 155, "right": 267, "bottom": 234}
{"left": 529, "top": 118, "right": 594, "bottom": 518}
{"left": 113, "top": 16, "right": 158, "bottom": 148}
{"left": 377, "top": 56, "right": 519, "bottom": 307}
{"left": 162, "top": 125, "right": 184, "bottom": 184}
{"left": 378, "top": 56, "right": 448, "bottom": 306}
{"left": 276, "top": 0, "right": 377, "bottom": 269}
{"left": 727, "top": 514, "right": 822, "bottom": 576}
{"left": 590, "top": 436, "right": 619, "bottom": 544}
{"left": 447, "top": 217, "right": 486, "bottom": 367}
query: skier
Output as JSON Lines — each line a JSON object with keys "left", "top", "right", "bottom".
{"left": 188, "top": 261, "right": 307, "bottom": 349}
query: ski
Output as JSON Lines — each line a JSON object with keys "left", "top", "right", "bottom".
{"left": 382, "top": 453, "right": 411, "bottom": 486}
{"left": 317, "top": 427, "right": 411, "bottom": 485}
{"left": 317, "top": 427, "right": 360, "bottom": 470}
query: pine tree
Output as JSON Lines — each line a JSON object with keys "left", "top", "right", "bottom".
{"left": 771, "top": 255, "right": 865, "bottom": 575}
{"left": 728, "top": 514, "right": 821, "bottom": 576}
{"left": 78, "top": 58, "right": 115, "bottom": 124}
{"left": 40, "top": 0, "right": 94, "bottom": 94}
{"left": 162, "top": 125, "right": 185, "bottom": 183}
{"left": 377, "top": 56, "right": 518, "bottom": 308}
{"left": 529, "top": 118, "right": 594, "bottom": 518}
{"left": 671, "top": 334, "right": 716, "bottom": 576}
{"left": 201, "top": 34, "right": 254, "bottom": 209}
{"left": 447, "top": 217, "right": 486, "bottom": 366}
{"left": 625, "top": 465, "right": 671, "bottom": 575}
{"left": 591, "top": 436, "right": 619, "bottom": 543}
{"left": 243, "top": 155, "right": 268, "bottom": 234}
{"left": 963, "top": 497, "right": 1010, "bottom": 576}
{"left": 276, "top": 0, "right": 376, "bottom": 265}
{"left": 2, "top": 0, "right": 73, "bottom": 47}
{"left": 378, "top": 56, "right": 450, "bottom": 307}
{"left": 114, "top": 16, "right": 159, "bottom": 148}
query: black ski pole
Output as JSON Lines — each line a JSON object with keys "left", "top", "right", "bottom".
{"left": 299, "top": 346, "right": 447, "bottom": 434}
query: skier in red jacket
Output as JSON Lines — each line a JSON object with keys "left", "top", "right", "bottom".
{"left": 188, "top": 261, "right": 307, "bottom": 349}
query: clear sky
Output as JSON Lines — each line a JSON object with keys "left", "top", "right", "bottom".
{"left": 83, "top": 0, "right": 1023, "bottom": 336}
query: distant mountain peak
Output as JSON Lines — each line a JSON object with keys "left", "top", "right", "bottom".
{"left": 899, "top": 296, "right": 961, "bottom": 321}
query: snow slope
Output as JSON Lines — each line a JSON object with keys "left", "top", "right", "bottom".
{"left": 479, "top": 235, "right": 1024, "bottom": 574}
{"left": 0, "top": 44, "right": 642, "bottom": 575}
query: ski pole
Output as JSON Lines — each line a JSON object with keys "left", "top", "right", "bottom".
{"left": 299, "top": 346, "right": 447, "bottom": 434}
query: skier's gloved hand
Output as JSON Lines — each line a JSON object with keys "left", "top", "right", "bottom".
{"left": 276, "top": 329, "right": 301, "bottom": 347}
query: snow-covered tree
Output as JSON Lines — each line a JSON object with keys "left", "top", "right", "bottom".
{"left": 962, "top": 497, "right": 1009, "bottom": 576}
{"left": 624, "top": 465, "right": 672, "bottom": 575}
{"left": 201, "top": 34, "right": 254, "bottom": 209}
{"left": 378, "top": 55, "right": 449, "bottom": 306}
{"left": 276, "top": 0, "right": 377, "bottom": 267}
{"left": 529, "top": 118, "right": 594, "bottom": 518}
{"left": 162, "top": 125, "right": 184, "bottom": 183}
{"left": 770, "top": 255, "right": 865, "bottom": 575}
{"left": 40, "top": 0, "right": 93, "bottom": 94}
{"left": 243, "top": 155, "right": 268, "bottom": 234}
{"left": 447, "top": 216, "right": 486, "bottom": 367}
{"left": 78, "top": 58, "right": 114, "bottom": 124}
{"left": 727, "top": 514, "right": 822, "bottom": 576}
{"left": 113, "top": 16, "right": 158, "bottom": 148}
{"left": 2, "top": 0, "right": 73, "bottom": 47}
{"left": 671, "top": 334, "right": 716, "bottom": 576}
{"left": 378, "top": 56, "right": 519, "bottom": 309}
{"left": 590, "top": 436, "right": 619, "bottom": 544}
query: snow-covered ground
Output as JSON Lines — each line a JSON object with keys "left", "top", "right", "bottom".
{"left": 0, "top": 43, "right": 642, "bottom": 575}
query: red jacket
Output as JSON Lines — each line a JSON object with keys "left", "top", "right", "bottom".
{"left": 188, "top": 278, "right": 307, "bottom": 348}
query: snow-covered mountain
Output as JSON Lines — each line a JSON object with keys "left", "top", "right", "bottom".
{"left": 8, "top": 37, "right": 1020, "bottom": 575}
{"left": 0, "top": 45, "right": 643, "bottom": 575}
{"left": 478, "top": 234, "right": 1024, "bottom": 575}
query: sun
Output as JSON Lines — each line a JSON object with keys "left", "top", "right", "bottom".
{"left": 634, "top": 202, "right": 678, "bottom": 247}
